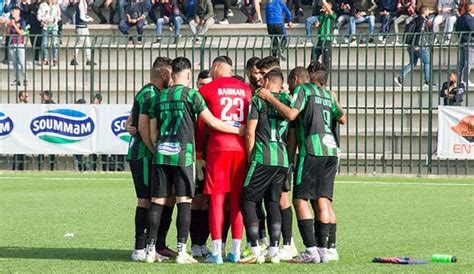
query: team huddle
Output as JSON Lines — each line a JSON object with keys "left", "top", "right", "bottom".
{"left": 125, "top": 54, "right": 346, "bottom": 265}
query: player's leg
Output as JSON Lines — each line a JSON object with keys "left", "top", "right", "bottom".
{"left": 327, "top": 201, "right": 339, "bottom": 261}
{"left": 221, "top": 201, "right": 231, "bottom": 256}
{"left": 313, "top": 156, "right": 338, "bottom": 263}
{"left": 129, "top": 158, "right": 151, "bottom": 262}
{"left": 256, "top": 202, "right": 269, "bottom": 246}
{"left": 292, "top": 155, "right": 321, "bottom": 264}
{"left": 280, "top": 163, "right": 297, "bottom": 260}
{"left": 173, "top": 165, "right": 198, "bottom": 264}
{"left": 207, "top": 193, "right": 225, "bottom": 263}
{"left": 156, "top": 196, "right": 176, "bottom": 259}
{"left": 190, "top": 192, "right": 210, "bottom": 257}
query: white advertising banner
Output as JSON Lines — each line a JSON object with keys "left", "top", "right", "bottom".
{"left": 437, "top": 106, "right": 474, "bottom": 160}
{"left": 0, "top": 104, "right": 131, "bottom": 154}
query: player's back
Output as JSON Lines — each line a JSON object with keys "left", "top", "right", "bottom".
{"left": 199, "top": 77, "right": 252, "bottom": 152}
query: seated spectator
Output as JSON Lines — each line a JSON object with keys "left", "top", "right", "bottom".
{"left": 304, "top": 0, "right": 323, "bottom": 42}
{"left": 38, "top": 0, "right": 61, "bottom": 66}
{"left": 433, "top": 0, "right": 458, "bottom": 43}
{"left": 455, "top": 3, "right": 473, "bottom": 87}
{"left": 378, "top": 0, "right": 397, "bottom": 42}
{"left": 393, "top": 0, "right": 416, "bottom": 44}
{"left": 0, "top": 6, "right": 27, "bottom": 86}
{"left": 349, "top": 0, "right": 377, "bottom": 43}
{"left": 92, "top": 0, "right": 118, "bottom": 24}
{"left": 440, "top": 71, "right": 465, "bottom": 106}
{"left": 147, "top": 0, "right": 159, "bottom": 23}
{"left": 417, "top": 0, "right": 439, "bottom": 19}
{"left": 214, "top": 0, "right": 231, "bottom": 24}
{"left": 333, "top": 0, "right": 354, "bottom": 43}
{"left": 118, "top": 0, "right": 128, "bottom": 21}
{"left": 71, "top": 0, "right": 95, "bottom": 66}
{"left": 240, "top": 0, "right": 258, "bottom": 23}
{"left": 118, "top": 0, "right": 148, "bottom": 45}
{"left": 154, "top": 0, "right": 185, "bottom": 44}
{"left": 287, "top": 0, "right": 304, "bottom": 23}
{"left": 189, "top": 0, "right": 214, "bottom": 43}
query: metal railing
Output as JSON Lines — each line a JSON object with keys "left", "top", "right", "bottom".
{"left": 1, "top": 33, "right": 473, "bottom": 174}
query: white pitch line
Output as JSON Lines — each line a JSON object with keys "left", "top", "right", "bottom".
{"left": 0, "top": 176, "right": 472, "bottom": 186}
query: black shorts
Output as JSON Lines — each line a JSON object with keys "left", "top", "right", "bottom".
{"left": 195, "top": 178, "right": 205, "bottom": 195}
{"left": 151, "top": 164, "right": 195, "bottom": 198}
{"left": 240, "top": 162, "right": 288, "bottom": 202}
{"left": 293, "top": 155, "right": 338, "bottom": 201}
{"left": 281, "top": 164, "right": 293, "bottom": 192}
{"left": 129, "top": 158, "right": 152, "bottom": 199}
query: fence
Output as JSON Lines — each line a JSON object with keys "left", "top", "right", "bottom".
{"left": 0, "top": 33, "right": 473, "bottom": 174}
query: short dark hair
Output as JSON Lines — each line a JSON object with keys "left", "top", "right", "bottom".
{"left": 289, "top": 67, "right": 309, "bottom": 82}
{"left": 94, "top": 93, "right": 103, "bottom": 102}
{"left": 75, "top": 99, "right": 87, "bottom": 104}
{"left": 10, "top": 6, "right": 21, "bottom": 12}
{"left": 255, "top": 56, "right": 280, "bottom": 70}
{"left": 245, "top": 56, "right": 261, "bottom": 72}
{"left": 198, "top": 70, "right": 211, "bottom": 80}
{"left": 419, "top": 6, "right": 428, "bottom": 15}
{"left": 172, "top": 57, "right": 192, "bottom": 74}
{"left": 307, "top": 61, "right": 329, "bottom": 86}
{"left": 153, "top": 56, "right": 173, "bottom": 70}
{"left": 212, "top": 55, "right": 233, "bottom": 66}
{"left": 449, "top": 70, "right": 457, "bottom": 76}
{"left": 264, "top": 69, "right": 284, "bottom": 83}
{"left": 232, "top": 75, "right": 245, "bottom": 82}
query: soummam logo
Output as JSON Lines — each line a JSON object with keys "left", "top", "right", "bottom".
{"left": 111, "top": 113, "right": 131, "bottom": 143}
{"left": 30, "top": 109, "right": 95, "bottom": 144}
{"left": 0, "top": 112, "right": 14, "bottom": 138}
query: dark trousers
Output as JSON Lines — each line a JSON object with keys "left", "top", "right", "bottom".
{"left": 3, "top": 35, "right": 10, "bottom": 61}
{"left": 119, "top": 20, "right": 145, "bottom": 41}
{"left": 29, "top": 34, "right": 42, "bottom": 62}
{"left": 267, "top": 23, "right": 288, "bottom": 58}
{"left": 312, "top": 39, "right": 332, "bottom": 69}
{"left": 287, "top": 0, "right": 303, "bottom": 22}
{"left": 240, "top": 3, "right": 256, "bottom": 22}
{"left": 380, "top": 14, "right": 395, "bottom": 36}
{"left": 12, "top": 154, "right": 26, "bottom": 170}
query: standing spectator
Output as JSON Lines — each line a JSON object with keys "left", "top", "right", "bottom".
{"left": 1, "top": 6, "right": 27, "bottom": 86}
{"left": 38, "top": 0, "right": 61, "bottom": 66}
{"left": 287, "top": 0, "right": 304, "bottom": 23}
{"left": 456, "top": 3, "right": 473, "bottom": 87}
{"left": 349, "top": 0, "right": 377, "bottom": 43}
{"left": 73, "top": 98, "right": 88, "bottom": 171}
{"left": 433, "top": 0, "right": 459, "bottom": 43}
{"left": 154, "top": 0, "right": 185, "bottom": 44}
{"left": 312, "top": 0, "right": 336, "bottom": 68}
{"left": 92, "top": 0, "right": 118, "bottom": 24}
{"left": 118, "top": 0, "right": 148, "bottom": 45}
{"left": 378, "top": 0, "right": 397, "bottom": 42}
{"left": 333, "top": 0, "right": 354, "bottom": 43}
{"left": 38, "top": 90, "right": 56, "bottom": 171}
{"left": 265, "top": 0, "right": 293, "bottom": 61}
{"left": 240, "top": 0, "right": 257, "bottom": 23}
{"left": 189, "top": 0, "right": 214, "bottom": 43}
{"left": 12, "top": 90, "right": 29, "bottom": 171}
{"left": 70, "top": 0, "right": 95, "bottom": 66}
{"left": 304, "top": 0, "right": 323, "bottom": 42}
{"left": 1, "top": 0, "right": 20, "bottom": 64}
{"left": 440, "top": 71, "right": 465, "bottom": 105}
{"left": 393, "top": 0, "right": 416, "bottom": 44}
{"left": 394, "top": 6, "right": 435, "bottom": 88}
{"left": 25, "top": 0, "right": 43, "bottom": 66}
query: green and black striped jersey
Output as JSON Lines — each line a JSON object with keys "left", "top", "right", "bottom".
{"left": 127, "top": 83, "right": 159, "bottom": 161}
{"left": 291, "top": 83, "right": 343, "bottom": 157}
{"left": 151, "top": 84, "right": 208, "bottom": 166}
{"left": 249, "top": 92, "right": 291, "bottom": 167}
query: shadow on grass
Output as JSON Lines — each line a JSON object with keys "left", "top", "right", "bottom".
{"left": 0, "top": 246, "right": 131, "bottom": 262}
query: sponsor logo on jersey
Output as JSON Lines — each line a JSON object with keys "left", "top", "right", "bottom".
{"left": 322, "top": 134, "right": 337, "bottom": 148}
{"left": 111, "top": 114, "right": 131, "bottom": 143}
{"left": 0, "top": 112, "right": 14, "bottom": 138}
{"left": 30, "top": 109, "right": 95, "bottom": 144}
{"left": 157, "top": 142, "right": 181, "bottom": 155}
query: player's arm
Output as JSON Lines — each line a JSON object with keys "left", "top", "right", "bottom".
{"left": 149, "top": 118, "right": 158, "bottom": 149}
{"left": 199, "top": 109, "right": 245, "bottom": 136}
{"left": 257, "top": 88, "right": 301, "bottom": 121}
{"left": 125, "top": 113, "right": 137, "bottom": 136}
{"left": 322, "top": 0, "right": 333, "bottom": 14}
{"left": 331, "top": 91, "right": 346, "bottom": 125}
{"left": 286, "top": 127, "right": 297, "bottom": 164}
{"left": 246, "top": 119, "right": 258, "bottom": 163}
{"left": 138, "top": 114, "right": 154, "bottom": 153}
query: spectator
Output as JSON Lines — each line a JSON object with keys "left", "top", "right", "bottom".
{"left": 189, "top": 0, "right": 214, "bottom": 43}
{"left": 440, "top": 71, "right": 465, "bottom": 106}
{"left": 215, "top": 0, "right": 231, "bottom": 24}
{"left": 118, "top": 0, "right": 128, "bottom": 21}
{"left": 38, "top": 90, "right": 56, "bottom": 171}
{"left": 24, "top": 0, "right": 43, "bottom": 65}
{"left": 433, "top": 0, "right": 458, "bottom": 43}
{"left": 378, "top": 0, "right": 397, "bottom": 42}
{"left": 70, "top": 0, "right": 95, "bottom": 66}
{"left": 265, "top": 0, "right": 293, "bottom": 61}
{"left": 349, "top": 0, "right": 377, "bottom": 43}
{"left": 305, "top": 0, "right": 323, "bottom": 42}
{"left": 92, "top": 0, "right": 118, "bottom": 24}
{"left": 254, "top": 0, "right": 262, "bottom": 23}
{"left": 1, "top": 0, "right": 20, "bottom": 64}
{"left": 0, "top": 6, "right": 27, "bottom": 86}
{"left": 455, "top": 3, "right": 473, "bottom": 87}
{"left": 12, "top": 90, "right": 29, "bottom": 171}
{"left": 147, "top": 0, "right": 159, "bottom": 22}
{"left": 240, "top": 0, "right": 258, "bottom": 23}
{"left": 60, "top": 0, "right": 78, "bottom": 25}
{"left": 333, "top": 0, "right": 354, "bottom": 43}
{"left": 312, "top": 0, "right": 336, "bottom": 68}
{"left": 73, "top": 98, "right": 88, "bottom": 171}
{"left": 118, "top": 0, "right": 148, "bottom": 45}
{"left": 154, "top": 0, "right": 185, "bottom": 44}
{"left": 196, "top": 69, "right": 211, "bottom": 88}
{"left": 38, "top": 0, "right": 61, "bottom": 66}
{"left": 459, "top": 0, "right": 471, "bottom": 16}
{"left": 394, "top": 6, "right": 435, "bottom": 88}
{"left": 287, "top": 0, "right": 304, "bottom": 23}
{"left": 393, "top": 0, "right": 416, "bottom": 44}
{"left": 417, "top": 0, "right": 438, "bottom": 16}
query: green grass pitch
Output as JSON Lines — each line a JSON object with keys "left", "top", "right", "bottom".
{"left": 1, "top": 172, "right": 473, "bottom": 273}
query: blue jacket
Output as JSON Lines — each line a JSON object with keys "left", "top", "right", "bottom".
{"left": 265, "top": 0, "right": 292, "bottom": 25}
